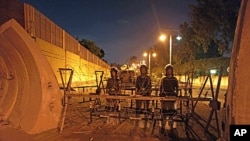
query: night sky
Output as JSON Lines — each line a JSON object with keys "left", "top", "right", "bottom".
{"left": 21, "top": 0, "right": 195, "bottom": 64}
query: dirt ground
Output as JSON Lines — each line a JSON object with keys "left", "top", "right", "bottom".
{"left": 0, "top": 96, "right": 222, "bottom": 141}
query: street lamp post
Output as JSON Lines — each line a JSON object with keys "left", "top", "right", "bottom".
{"left": 159, "top": 30, "right": 182, "bottom": 65}
{"left": 143, "top": 48, "right": 156, "bottom": 76}
{"left": 148, "top": 52, "right": 151, "bottom": 76}
{"left": 169, "top": 35, "right": 172, "bottom": 65}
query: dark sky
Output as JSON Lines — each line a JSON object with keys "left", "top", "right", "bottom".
{"left": 21, "top": 0, "right": 195, "bottom": 64}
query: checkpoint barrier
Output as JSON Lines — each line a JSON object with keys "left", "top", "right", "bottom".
{"left": 64, "top": 93, "right": 212, "bottom": 135}
{"left": 57, "top": 67, "right": 221, "bottom": 138}
{"left": 79, "top": 94, "right": 211, "bottom": 120}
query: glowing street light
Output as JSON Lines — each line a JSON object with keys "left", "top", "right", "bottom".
{"left": 159, "top": 31, "right": 182, "bottom": 64}
{"left": 159, "top": 34, "right": 167, "bottom": 42}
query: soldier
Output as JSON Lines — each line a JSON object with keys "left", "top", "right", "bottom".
{"left": 159, "top": 64, "right": 179, "bottom": 136}
{"left": 135, "top": 64, "right": 152, "bottom": 115}
{"left": 106, "top": 67, "right": 121, "bottom": 111}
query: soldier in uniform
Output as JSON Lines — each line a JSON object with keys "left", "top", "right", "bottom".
{"left": 135, "top": 64, "right": 152, "bottom": 116}
{"left": 159, "top": 64, "right": 179, "bottom": 136}
{"left": 106, "top": 67, "right": 121, "bottom": 111}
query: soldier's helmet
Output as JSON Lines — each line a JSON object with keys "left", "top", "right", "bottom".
{"left": 165, "top": 64, "right": 173, "bottom": 71}
{"left": 140, "top": 64, "right": 148, "bottom": 70}
{"left": 165, "top": 64, "right": 174, "bottom": 76}
{"left": 110, "top": 67, "right": 119, "bottom": 74}
{"left": 140, "top": 64, "right": 148, "bottom": 73}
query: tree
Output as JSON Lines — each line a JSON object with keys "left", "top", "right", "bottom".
{"left": 78, "top": 39, "right": 105, "bottom": 59}
{"left": 188, "top": 0, "right": 241, "bottom": 55}
{"left": 174, "top": 0, "right": 241, "bottom": 64}
{"left": 173, "top": 22, "right": 197, "bottom": 64}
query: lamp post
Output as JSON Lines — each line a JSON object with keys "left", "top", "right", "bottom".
{"left": 143, "top": 48, "right": 156, "bottom": 76}
{"left": 159, "top": 30, "right": 182, "bottom": 65}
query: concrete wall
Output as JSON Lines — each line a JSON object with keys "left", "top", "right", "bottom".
{"left": 177, "top": 75, "right": 228, "bottom": 88}
{"left": 0, "top": 0, "right": 111, "bottom": 90}
{"left": 36, "top": 37, "right": 110, "bottom": 92}
{"left": 0, "top": 0, "right": 110, "bottom": 134}
{"left": 0, "top": 19, "right": 62, "bottom": 134}
{"left": 221, "top": 0, "right": 250, "bottom": 140}
{"left": 0, "top": 0, "right": 24, "bottom": 26}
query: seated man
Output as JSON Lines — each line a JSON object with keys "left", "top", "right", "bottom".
{"left": 106, "top": 67, "right": 121, "bottom": 111}
{"left": 159, "top": 64, "right": 179, "bottom": 135}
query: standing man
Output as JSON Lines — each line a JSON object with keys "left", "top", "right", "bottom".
{"left": 106, "top": 67, "right": 121, "bottom": 111}
{"left": 159, "top": 64, "right": 179, "bottom": 136}
{"left": 135, "top": 64, "right": 152, "bottom": 115}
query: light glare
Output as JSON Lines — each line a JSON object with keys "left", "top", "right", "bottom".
{"left": 159, "top": 34, "right": 166, "bottom": 42}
